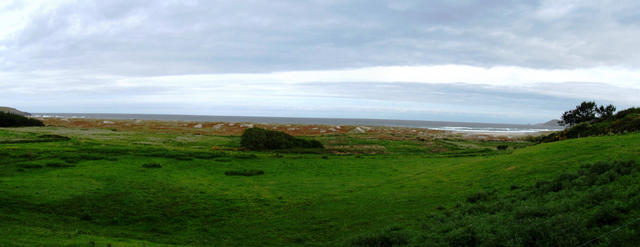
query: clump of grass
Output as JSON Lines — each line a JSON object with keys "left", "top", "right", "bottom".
{"left": 234, "top": 153, "right": 257, "bottom": 159}
{"left": 350, "top": 227, "right": 409, "bottom": 247}
{"left": 46, "top": 162, "right": 74, "bottom": 168}
{"left": 466, "top": 191, "right": 495, "bottom": 203}
{"left": 18, "top": 163, "right": 43, "bottom": 169}
{"left": 496, "top": 144, "right": 508, "bottom": 150}
{"left": 142, "top": 163, "right": 162, "bottom": 168}
{"left": 19, "top": 152, "right": 38, "bottom": 160}
{"left": 192, "top": 151, "right": 227, "bottom": 159}
{"left": 224, "top": 169, "right": 264, "bottom": 176}
{"left": 38, "top": 134, "right": 70, "bottom": 141}
{"left": 215, "top": 158, "right": 231, "bottom": 162}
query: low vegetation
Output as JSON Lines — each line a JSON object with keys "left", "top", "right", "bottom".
{"left": 0, "top": 112, "right": 44, "bottom": 127}
{"left": 1, "top": 119, "right": 639, "bottom": 246}
{"left": 538, "top": 106, "right": 640, "bottom": 143}
{"left": 418, "top": 160, "right": 640, "bottom": 246}
{"left": 224, "top": 169, "right": 264, "bottom": 176}
{"left": 240, "top": 127, "right": 323, "bottom": 150}
{"left": 142, "top": 163, "right": 162, "bottom": 168}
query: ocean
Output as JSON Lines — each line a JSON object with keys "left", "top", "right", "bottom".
{"left": 33, "top": 113, "right": 563, "bottom": 133}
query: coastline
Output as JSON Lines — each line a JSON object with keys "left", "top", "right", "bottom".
{"left": 37, "top": 116, "right": 556, "bottom": 141}
{"left": 33, "top": 113, "right": 562, "bottom": 136}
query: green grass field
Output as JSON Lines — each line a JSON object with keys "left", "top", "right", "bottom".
{"left": 1, "top": 126, "right": 639, "bottom": 246}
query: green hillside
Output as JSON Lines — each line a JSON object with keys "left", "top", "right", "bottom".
{"left": 0, "top": 107, "right": 30, "bottom": 116}
{"left": 0, "top": 126, "right": 638, "bottom": 246}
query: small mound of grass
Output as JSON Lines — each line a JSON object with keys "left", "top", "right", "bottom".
{"left": 18, "top": 164, "right": 43, "bottom": 169}
{"left": 38, "top": 134, "right": 70, "bottom": 141}
{"left": 234, "top": 153, "right": 257, "bottom": 159}
{"left": 224, "top": 169, "right": 264, "bottom": 176}
{"left": 142, "top": 163, "right": 162, "bottom": 168}
{"left": 350, "top": 227, "right": 410, "bottom": 247}
{"left": 46, "top": 162, "right": 74, "bottom": 168}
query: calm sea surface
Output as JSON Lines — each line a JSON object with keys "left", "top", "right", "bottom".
{"left": 33, "top": 113, "right": 563, "bottom": 133}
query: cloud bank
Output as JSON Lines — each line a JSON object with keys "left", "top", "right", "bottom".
{"left": 2, "top": 0, "right": 640, "bottom": 123}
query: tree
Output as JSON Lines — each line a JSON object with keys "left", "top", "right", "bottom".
{"left": 560, "top": 101, "right": 617, "bottom": 126}
{"left": 561, "top": 101, "right": 597, "bottom": 126}
{"left": 596, "top": 104, "right": 616, "bottom": 119}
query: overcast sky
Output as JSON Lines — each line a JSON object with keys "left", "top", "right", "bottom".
{"left": 2, "top": 0, "right": 640, "bottom": 123}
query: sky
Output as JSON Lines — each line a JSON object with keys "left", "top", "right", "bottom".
{"left": 2, "top": 0, "right": 640, "bottom": 124}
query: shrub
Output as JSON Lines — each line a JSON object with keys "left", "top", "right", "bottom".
{"left": 539, "top": 106, "right": 640, "bottom": 143}
{"left": 234, "top": 153, "right": 257, "bottom": 159}
{"left": 142, "top": 163, "right": 162, "bottom": 168}
{"left": 496, "top": 144, "right": 508, "bottom": 150}
{"left": 351, "top": 227, "right": 409, "bottom": 247}
{"left": 240, "top": 127, "right": 323, "bottom": 150}
{"left": 466, "top": 191, "right": 494, "bottom": 203}
{"left": 38, "top": 134, "right": 70, "bottom": 141}
{"left": 444, "top": 227, "right": 478, "bottom": 247}
{"left": 224, "top": 169, "right": 264, "bottom": 176}
{"left": 589, "top": 204, "right": 621, "bottom": 226}
{"left": 18, "top": 163, "right": 43, "bottom": 169}
{"left": 0, "top": 112, "right": 44, "bottom": 127}
{"left": 46, "top": 162, "right": 74, "bottom": 168}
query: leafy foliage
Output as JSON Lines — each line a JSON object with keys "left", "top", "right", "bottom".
{"left": 350, "top": 227, "right": 409, "bottom": 247}
{"left": 240, "top": 127, "right": 323, "bottom": 150}
{"left": 421, "top": 160, "right": 640, "bottom": 246}
{"left": 538, "top": 107, "right": 640, "bottom": 143}
{"left": 0, "top": 112, "right": 44, "bottom": 127}
{"left": 561, "top": 101, "right": 616, "bottom": 126}
{"left": 142, "top": 163, "right": 162, "bottom": 168}
{"left": 224, "top": 169, "right": 264, "bottom": 176}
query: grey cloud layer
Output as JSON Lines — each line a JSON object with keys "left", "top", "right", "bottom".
{"left": 4, "top": 0, "right": 640, "bottom": 75}
{"left": 3, "top": 0, "right": 640, "bottom": 123}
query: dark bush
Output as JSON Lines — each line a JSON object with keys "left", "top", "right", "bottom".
{"left": 20, "top": 152, "right": 38, "bottom": 160}
{"left": 142, "top": 163, "right": 162, "bottom": 168}
{"left": 0, "top": 112, "right": 44, "bottom": 127}
{"left": 466, "top": 191, "right": 494, "bottom": 203}
{"left": 46, "top": 162, "right": 74, "bottom": 168}
{"left": 18, "top": 164, "right": 43, "bottom": 169}
{"left": 444, "top": 227, "right": 478, "bottom": 247}
{"left": 496, "top": 145, "right": 508, "bottom": 150}
{"left": 589, "top": 204, "right": 621, "bottom": 226}
{"left": 234, "top": 153, "right": 257, "bottom": 159}
{"left": 38, "top": 134, "right": 70, "bottom": 141}
{"left": 224, "top": 169, "right": 264, "bottom": 176}
{"left": 351, "top": 227, "right": 409, "bottom": 247}
{"left": 240, "top": 127, "right": 323, "bottom": 150}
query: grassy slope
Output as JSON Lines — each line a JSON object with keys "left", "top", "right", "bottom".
{"left": 0, "top": 127, "right": 638, "bottom": 246}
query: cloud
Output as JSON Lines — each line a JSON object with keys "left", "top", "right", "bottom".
{"left": 2, "top": 1, "right": 640, "bottom": 123}
{"left": 3, "top": 65, "right": 639, "bottom": 123}
{"left": 3, "top": 0, "right": 640, "bottom": 75}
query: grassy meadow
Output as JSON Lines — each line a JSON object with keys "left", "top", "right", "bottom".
{"left": 0, "top": 121, "right": 639, "bottom": 246}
